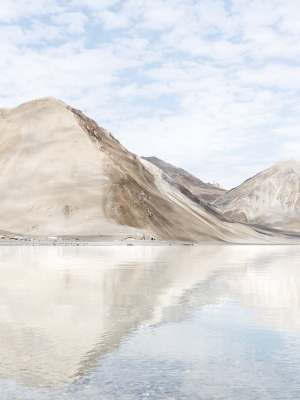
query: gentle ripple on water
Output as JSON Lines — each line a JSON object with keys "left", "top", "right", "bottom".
{"left": 0, "top": 245, "right": 300, "bottom": 399}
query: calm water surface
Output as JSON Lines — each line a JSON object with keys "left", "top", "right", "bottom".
{"left": 0, "top": 245, "right": 300, "bottom": 399}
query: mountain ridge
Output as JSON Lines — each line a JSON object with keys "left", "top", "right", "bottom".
{"left": 141, "top": 156, "right": 226, "bottom": 203}
{"left": 213, "top": 159, "right": 300, "bottom": 232}
{"left": 0, "top": 96, "right": 296, "bottom": 243}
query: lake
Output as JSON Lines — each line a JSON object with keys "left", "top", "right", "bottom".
{"left": 0, "top": 245, "right": 300, "bottom": 399}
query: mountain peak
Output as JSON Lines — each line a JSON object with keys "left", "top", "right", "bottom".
{"left": 16, "top": 96, "right": 67, "bottom": 109}
{"left": 272, "top": 159, "right": 300, "bottom": 170}
{"left": 214, "top": 159, "right": 300, "bottom": 231}
{"left": 0, "top": 97, "right": 274, "bottom": 243}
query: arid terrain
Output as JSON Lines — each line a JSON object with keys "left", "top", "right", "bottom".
{"left": 213, "top": 160, "right": 300, "bottom": 233}
{"left": 0, "top": 97, "right": 298, "bottom": 244}
{"left": 141, "top": 156, "right": 226, "bottom": 203}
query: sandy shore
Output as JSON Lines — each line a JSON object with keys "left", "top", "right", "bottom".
{"left": 0, "top": 238, "right": 193, "bottom": 246}
{"left": 0, "top": 237, "right": 299, "bottom": 246}
{"left": 1, "top": 230, "right": 300, "bottom": 246}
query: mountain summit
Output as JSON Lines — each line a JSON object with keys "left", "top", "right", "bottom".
{"left": 213, "top": 160, "right": 300, "bottom": 231}
{"left": 0, "top": 97, "right": 292, "bottom": 242}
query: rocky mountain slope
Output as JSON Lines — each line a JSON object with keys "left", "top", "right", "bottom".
{"left": 0, "top": 97, "right": 294, "bottom": 242}
{"left": 141, "top": 156, "right": 226, "bottom": 203}
{"left": 213, "top": 160, "right": 300, "bottom": 232}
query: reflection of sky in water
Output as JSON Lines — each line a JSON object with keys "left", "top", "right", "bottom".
{"left": 0, "top": 245, "right": 300, "bottom": 399}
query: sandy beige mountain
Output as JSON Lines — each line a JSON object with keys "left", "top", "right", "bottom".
{"left": 141, "top": 156, "right": 226, "bottom": 203}
{"left": 213, "top": 160, "right": 300, "bottom": 232}
{"left": 0, "top": 97, "right": 295, "bottom": 242}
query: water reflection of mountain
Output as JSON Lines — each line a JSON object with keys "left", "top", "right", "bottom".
{"left": 224, "top": 246, "right": 300, "bottom": 332}
{"left": 0, "top": 245, "right": 299, "bottom": 388}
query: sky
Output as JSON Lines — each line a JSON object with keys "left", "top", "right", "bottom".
{"left": 1, "top": 0, "right": 300, "bottom": 189}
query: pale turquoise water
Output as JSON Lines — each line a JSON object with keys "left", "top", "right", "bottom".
{"left": 0, "top": 245, "right": 300, "bottom": 399}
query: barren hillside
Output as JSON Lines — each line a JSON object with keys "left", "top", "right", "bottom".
{"left": 0, "top": 97, "right": 293, "bottom": 243}
{"left": 141, "top": 156, "right": 226, "bottom": 203}
{"left": 213, "top": 160, "right": 300, "bottom": 232}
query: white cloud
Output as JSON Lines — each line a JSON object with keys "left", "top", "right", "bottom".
{"left": 0, "top": 0, "right": 62, "bottom": 22}
{"left": 71, "top": 0, "right": 120, "bottom": 12}
{"left": 282, "top": 141, "right": 300, "bottom": 160}
{"left": 98, "top": 10, "right": 131, "bottom": 30}
{"left": 1, "top": 0, "right": 300, "bottom": 188}
{"left": 52, "top": 12, "right": 89, "bottom": 34}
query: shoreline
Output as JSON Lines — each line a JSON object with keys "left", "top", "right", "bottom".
{"left": 0, "top": 239, "right": 299, "bottom": 246}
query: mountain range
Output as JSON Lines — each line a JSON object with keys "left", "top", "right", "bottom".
{"left": 0, "top": 97, "right": 298, "bottom": 243}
